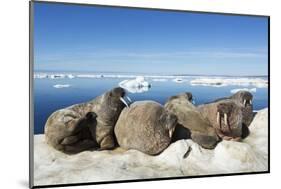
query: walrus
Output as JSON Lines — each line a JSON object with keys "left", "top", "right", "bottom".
{"left": 212, "top": 91, "right": 254, "bottom": 127}
{"left": 198, "top": 100, "right": 244, "bottom": 141}
{"left": 164, "top": 93, "right": 220, "bottom": 149}
{"left": 114, "top": 101, "right": 178, "bottom": 155}
{"left": 45, "top": 87, "right": 131, "bottom": 154}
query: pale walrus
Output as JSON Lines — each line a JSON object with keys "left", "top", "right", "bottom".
{"left": 45, "top": 87, "right": 131, "bottom": 154}
{"left": 164, "top": 93, "right": 220, "bottom": 149}
{"left": 114, "top": 101, "right": 178, "bottom": 155}
{"left": 198, "top": 100, "right": 244, "bottom": 141}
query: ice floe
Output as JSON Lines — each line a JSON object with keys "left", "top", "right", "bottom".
{"left": 152, "top": 78, "right": 168, "bottom": 82}
{"left": 172, "top": 78, "right": 185, "bottom": 83}
{"left": 119, "top": 76, "right": 151, "bottom": 93}
{"left": 230, "top": 88, "right": 257, "bottom": 94}
{"left": 53, "top": 84, "right": 71, "bottom": 89}
{"left": 190, "top": 78, "right": 268, "bottom": 88}
{"left": 33, "top": 108, "right": 268, "bottom": 186}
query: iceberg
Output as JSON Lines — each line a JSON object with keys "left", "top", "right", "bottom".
{"left": 119, "top": 76, "right": 151, "bottom": 93}
{"left": 190, "top": 77, "right": 268, "bottom": 88}
{"left": 67, "top": 74, "right": 75, "bottom": 79}
{"left": 53, "top": 84, "right": 71, "bottom": 89}
{"left": 172, "top": 78, "right": 185, "bottom": 83}
{"left": 34, "top": 73, "right": 48, "bottom": 79}
{"left": 48, "top": 74, "right": 66, "bottom": 79}
{"left": 230, "top": 88, "right": 257, "bottom": 94}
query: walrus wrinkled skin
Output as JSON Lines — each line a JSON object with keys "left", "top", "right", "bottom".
{"left": 114, "top": 101, "right": 178, "bottom": 155}
{"left": 198, "top": 100, "right": 244, "bottom": 141}
{"left": 213, "top": 91, "right": 254, "bottom": 127}
{"left": 45, "top": 87, "right": 130, "bottom": 154}
{"left": 164, "top": 93, "right": 220, "bottom": 149}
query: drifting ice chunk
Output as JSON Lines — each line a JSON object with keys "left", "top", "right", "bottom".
{"left": 34, "top": 73, "right": 48, "bottom": 79}
{"left": 67, "top": 74, "right": 75, "bottom": 79}
{"left": 152, "top": 78, "right": 168, "bottom": 82}
{"left": 190, "top": 78, "right": 268, "bottom": 88}
{"left": 119, "top": 76, "right": 151, "bottom": 93}
{"left": 172, "top": 78, "right": 185, "bottom": 83}
{"left": 230, "top": 88, "right": 257, "bottom": 94}
{"left": 48, "top": 74, "right": 66, "bottom": 79}
{"left": 53, "top": 84, "right": 71, "bottom": 88}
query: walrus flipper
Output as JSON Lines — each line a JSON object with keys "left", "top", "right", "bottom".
{"left": 61, "top": 135, "right": 80, "bottom": 145}
{"left": 63, "top": 139, "right": 98, "bottom": 154}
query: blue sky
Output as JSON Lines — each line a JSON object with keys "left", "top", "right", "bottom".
{"left": 34, "top": 2, "right": 268, "bottom": 75}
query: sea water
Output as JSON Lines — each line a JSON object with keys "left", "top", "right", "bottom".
{"left": 33, "top": 73, "right": 268, "bottom": 134}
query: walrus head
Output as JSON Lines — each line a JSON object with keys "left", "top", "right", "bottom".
{"left": 160, "top": 112, "right": 178, "bottom": 138}
{"left": 216, "top": 101, "right": 243, "bottom": 138}
{"left": 108, "top": 87, "right": 132, "bottom": 108}
{"left": 167, "top": 92, "right": 193, "bottom": 104}
{"left": 232, "top": 91, "right": 253, "bottom": 107}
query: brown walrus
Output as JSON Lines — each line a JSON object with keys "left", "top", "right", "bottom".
{"left": 198, "top": 100, "right": 245, "bottom": 141}
{"left": 164, "top": 93, "right": 220, "bottom": 149}
{"left": 212, "top": 91, "right": 254, "bottom": 127}
{"left": 114, "top": 101, "right": 178, "bottom": 155}
{"left": 45, "top": 87, "right": 131, "bottom": 154}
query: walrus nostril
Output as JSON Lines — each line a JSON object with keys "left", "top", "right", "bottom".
{"left": 120, "top": 97, "right": 129, "bottom": 107}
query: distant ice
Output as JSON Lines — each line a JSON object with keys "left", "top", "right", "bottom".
{"left": 190, "top": 78, "right": 268, "bottom": 88}
{"left": 34, "top": 73, "right": 48, "bottom": 79}
{"left": 152, "top": 78, "right": 168, "bottom": 82}
{"left": 172, "top": 78, "right": 185, "bottom": 83}
{"left": 119, "top": 76, "right": 151, "bottom": 93}
{"left": 53, "top": 84, "right": 71, "bottom": 89}
{"left": 230, "top": 88, "right": 257, "bottom": 94}
{"left": 34, "top": 73, "right": 268, "bottom": 89}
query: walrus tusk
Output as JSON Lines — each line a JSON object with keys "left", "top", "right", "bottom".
{"left": 126, "top": 96, "right": 132, "bottom": 103}
{"left": 243, "top": 99, "right": 246, "bottom": 106}
{"left": 250, "top": 99, "right": 252, "bottom": 105}
{"left": 216, "top": 112, "right": 220, "bottom": 125}
{"left": 224, "top": 113, "right": 228, "bottom": 127}
{"left": 169, "top": 129, "right": 173, "bottom": 138}
{"left": 120, "top": 97, "right": 129, "bottom": 107}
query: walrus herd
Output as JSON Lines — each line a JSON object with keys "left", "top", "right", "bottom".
{"left": 44, "top": 87, "right": 254, "bottom": 155}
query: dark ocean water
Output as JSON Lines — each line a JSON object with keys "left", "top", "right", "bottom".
{"left": 33, "top": 76, "right": 268, "bottom": 134}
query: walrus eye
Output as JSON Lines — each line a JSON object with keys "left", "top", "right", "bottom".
{"left": 120, "top": 97, "right": 129, "bottom": 107}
